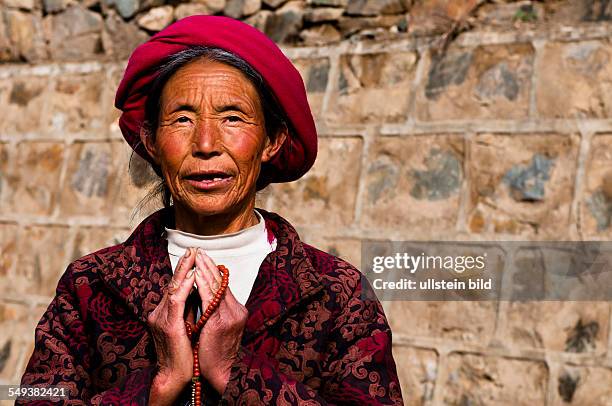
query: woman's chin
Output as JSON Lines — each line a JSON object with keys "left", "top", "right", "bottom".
{"left": 179, "top": 196, "right": 237, "bottom": 217}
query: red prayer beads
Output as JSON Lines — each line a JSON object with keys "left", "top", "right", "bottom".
{"left": 185, "top": 265, "right": 229, "bottom": 405}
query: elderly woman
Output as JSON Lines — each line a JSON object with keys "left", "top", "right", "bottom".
{"left": 19, "top": 15, "right": 403, "bottom": 405}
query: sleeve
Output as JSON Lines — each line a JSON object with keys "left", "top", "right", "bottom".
{"left": 17, "top": 267, "right": 155, "bottom": 406}
{"left": 220, "top": 272, "right": 404, "bottom": 405}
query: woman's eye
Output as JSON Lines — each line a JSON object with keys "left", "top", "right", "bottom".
{"left": 176, "top": 116, "right": 191, "bottom": 123}
{"left": 227, "top": 115, "right": 242, "bottom": 123}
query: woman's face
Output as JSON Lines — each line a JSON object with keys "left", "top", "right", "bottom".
{"left": 142, "top": 59, "right": 283, "bottom": 218}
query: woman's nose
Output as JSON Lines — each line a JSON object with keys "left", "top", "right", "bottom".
{"left": 192, "top": 120, "right": 221, "bottom": 158}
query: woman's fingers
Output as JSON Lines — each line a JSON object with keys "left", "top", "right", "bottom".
{"left": 218, "top": 282, "right": 238, "bottom": 308}
{"left": 195, "top": 249, "right": 220, "bottom": 292}
{"left": 196, "top": 248, "right": 221, "bottom": 294}
{"left": 166, "top": 249, "right": 196, "bottom": 320}
{"left": 193, "top": 249, "right": 244, "bottom": 324}
{"left": 173, "top": 248, "right": 196, "bottom": 282}
{"left": 194, "top": 265, "right": 214, "bottom": 306}
{"left": 150, "top": 249, "right": 193, "bottom": 322}
{"left": 200, "top": 249, "right": 223, "bottom": 286}
{"left": 165, "top": 248, "right": 195, "bottom": 296}
{"left": 167, "top": 270, "right": 195, "bottom": 320}
{"left": 217, "top": 282, "right": 246, "bottom": 321}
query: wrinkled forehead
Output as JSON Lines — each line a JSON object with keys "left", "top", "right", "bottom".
{"left": 158, "top": 59, "right": 262, "bottom": 113}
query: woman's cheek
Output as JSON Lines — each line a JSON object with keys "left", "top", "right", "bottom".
{"left": 230, "top": 130, "right": 264, "bottom": 158}
{"left": 157, "top": 130, "right": 191, "bottom": 167}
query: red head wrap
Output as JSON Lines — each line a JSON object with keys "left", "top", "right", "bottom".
{"left": 114, "top": 15, "right": 317, "bottom": 189}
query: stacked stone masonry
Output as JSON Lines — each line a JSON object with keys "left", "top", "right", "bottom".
{"left": 1, "top": 0, "right": 612, "bottom": 404}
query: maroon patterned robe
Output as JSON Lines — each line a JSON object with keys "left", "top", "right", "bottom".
{"left": 19, "top": 208, "right": 404, "bottom": 405}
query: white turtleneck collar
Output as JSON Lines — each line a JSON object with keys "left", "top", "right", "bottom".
{"left": 165, "top": 209, "right": 277, "bottom": 306}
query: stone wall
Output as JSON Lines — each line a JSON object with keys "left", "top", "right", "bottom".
{"left": 1, "top": 0, "right": 612, "bottom": 404}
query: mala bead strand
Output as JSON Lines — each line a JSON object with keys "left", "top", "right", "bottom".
{"left": 185, "top": 265, "right": 230, "bottom": 405}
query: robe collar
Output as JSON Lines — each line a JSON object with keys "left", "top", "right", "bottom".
{"left": 100, "top": 207, "right": 324, "bottom": 335}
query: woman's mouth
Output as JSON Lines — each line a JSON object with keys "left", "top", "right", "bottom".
{"left": 184, "top": 171, "right": 233, "bottom": 190}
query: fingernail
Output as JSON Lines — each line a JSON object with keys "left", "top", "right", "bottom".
{"left": 198, "top": 248, "right": 205, "bottom": 257}
{"left": 184, "top": 249, "right": 191, "bottom": 258}
{"left": 187, "top": 269, "right": 195, "bottom": 278}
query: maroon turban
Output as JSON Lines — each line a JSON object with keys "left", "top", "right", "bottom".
{"left": 115, "top": 15, "right": 317, "bottom": 188}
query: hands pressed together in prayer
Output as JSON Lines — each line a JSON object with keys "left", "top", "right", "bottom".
{"left": 147, "top": 248, "right": 248, "bottom": 406}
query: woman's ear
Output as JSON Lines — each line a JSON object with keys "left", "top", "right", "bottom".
{"left": 262, "top": 125, "right": 289, "bottom": 163}
{"left": 140, "top": 123, "right": 160, "bottom": 165}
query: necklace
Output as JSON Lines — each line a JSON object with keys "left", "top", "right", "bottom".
{"left": 184, "top": 265, "right": 230, "bottom": 405}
